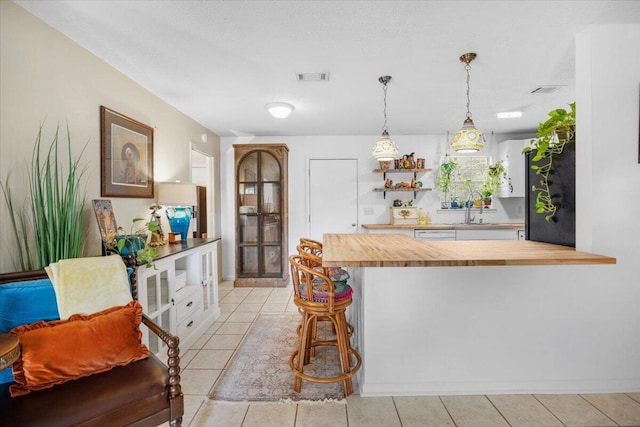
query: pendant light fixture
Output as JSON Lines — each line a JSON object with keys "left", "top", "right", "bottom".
{"left": 451, "top": 53, "right": 485, "bottom": 153}
{"left": 371, "top": 75, "right": 399, "bottom": 161}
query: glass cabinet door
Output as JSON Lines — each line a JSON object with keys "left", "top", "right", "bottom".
{"left": 236, "top": 149, "right": 283, "bottom": 279}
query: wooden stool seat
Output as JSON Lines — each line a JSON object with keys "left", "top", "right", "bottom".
{"left": 289, "top": 253, "right": 361, "bottom": 396}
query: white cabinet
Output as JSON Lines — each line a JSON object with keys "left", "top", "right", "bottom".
{"left": 137, "top": 238, "right": 221, "bottom": 356}
{"left": 497, "top": 139, "right": 528, "bottom": 198}
{"left": 455, "top": 229, "right": 522, "bottom": 240}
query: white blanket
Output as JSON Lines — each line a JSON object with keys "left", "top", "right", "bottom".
{"left": 46, "top": 255, "right": 133, "bottom": 319}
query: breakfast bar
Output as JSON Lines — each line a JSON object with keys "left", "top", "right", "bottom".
{"left": 323, "top": 233, "right": 619, "bottom": 396}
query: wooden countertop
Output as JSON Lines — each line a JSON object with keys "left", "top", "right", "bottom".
{"left": 362, "top": 223, "right": 525, "bottom": 230}
{"left": 322, "top": 233, "right": 616, "bottom": 267}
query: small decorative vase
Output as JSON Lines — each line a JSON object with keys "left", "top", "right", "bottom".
{"left": 115, "top": 235, "right": 146, "bottom": 256}
{"left": 166, "top": 206, "right": 193, "bottom": 241}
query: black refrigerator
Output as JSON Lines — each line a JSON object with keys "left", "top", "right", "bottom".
{"left": 525, "top": 144, "right": 576, "bottom": 247}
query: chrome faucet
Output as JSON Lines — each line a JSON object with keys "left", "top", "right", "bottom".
{"left": 464, "top": 202, "right": 475, "bottom": 224}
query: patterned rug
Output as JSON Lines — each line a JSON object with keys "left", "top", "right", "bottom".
{"left": 209, "top": 312, "right": 345, "bottom": 402}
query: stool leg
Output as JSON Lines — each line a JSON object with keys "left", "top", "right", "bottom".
{"left": 333, "top": 311, "right": 354, "bottom": 396}
{"left": 294, "top": 311, "right": 313, "bottom": 392}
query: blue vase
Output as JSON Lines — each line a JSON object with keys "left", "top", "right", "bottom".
{"left": 166, "top": 206, "right": 193, "bottom": 241}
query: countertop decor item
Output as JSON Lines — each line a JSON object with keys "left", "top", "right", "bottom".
{"left": 100, "top": 106, "right": 154, "bottom": 198}
{"left": 451, "top": 53, "right": 485, "bottom": 153}
{"left": 158, "top": 182, "right": 197, "bottom": 242}
{"left": 371, "top": 76, "right": 399, "bottom": 161}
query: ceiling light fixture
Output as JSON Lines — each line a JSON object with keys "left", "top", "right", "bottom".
{"left": 265, "top": 102, "right": 295, "bottom": 119}
{"left": 451, "top": 52, "right": 485, "bottom": 153}
{"left": 371, "top": 75, "right": 399, "bottom": 161}
{"left": 497, "top": 111, "right": 523, "bottom": 119}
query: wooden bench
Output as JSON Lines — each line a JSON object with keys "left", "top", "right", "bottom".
{"left": 0, "top": 267, "right": 184, "bottom": 427}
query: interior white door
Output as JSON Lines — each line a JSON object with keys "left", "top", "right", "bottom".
{"left": 308, "top": 158, "right": 358, "bottom": 241}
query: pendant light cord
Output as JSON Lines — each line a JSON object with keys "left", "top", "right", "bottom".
{"left": 465, "top": 63, "right": 472, "bottom": 119}
{"left": 382, "top": 80, "right": 389, "bottom": 133}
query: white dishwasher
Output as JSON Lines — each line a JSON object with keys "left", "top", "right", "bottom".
{"left": 414, "top": 229, "right": 456, "bottom": 241}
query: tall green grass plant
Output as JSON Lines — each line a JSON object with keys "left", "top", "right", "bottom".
{"left": 1, "top": 122, "right": 88, "bottom": 271}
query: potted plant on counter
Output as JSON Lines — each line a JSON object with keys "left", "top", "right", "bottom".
{"left": 480, "top": 160, "right": 505, "bottom": 207}
{"left": 522, "top": 102, "right": 576, "bottom": 221}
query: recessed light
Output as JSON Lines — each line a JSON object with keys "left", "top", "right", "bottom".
{"left": 497, "top": 111, "right": 523, "bottom": 119}
{"left": 530, "top": 85, "right": 564, "bottom": 94}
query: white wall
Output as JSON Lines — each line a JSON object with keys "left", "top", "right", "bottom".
{"left": 0, "top": 2, "right": 221, "bottom": 273}
{"left": 221, "top": 134, "right": 529, "bottom": 280}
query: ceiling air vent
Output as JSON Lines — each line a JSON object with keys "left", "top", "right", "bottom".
{"left": 530, "top": 85, "right": 564, "bottom": 94}
{"left": 296, "top": 72, "right": 330, "bottom": 82}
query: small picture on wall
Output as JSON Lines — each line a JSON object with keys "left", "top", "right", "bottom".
{"left": 92, "top": 199, "right": 118, "bottom": 250}
{"left": 100, "top": 106, "right": 154, "bottom": 198}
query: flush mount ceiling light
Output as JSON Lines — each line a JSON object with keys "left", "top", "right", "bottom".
{"left": 451, "top": 52, "right": 485, "bottom": 153}
{"left": 497, "top": 111, "right": 523, "bottom": 119}
{"left": 265, "top": 102, "right": 295, "bottom": 119}
{"left": 371, "top": 75, "right": 399, "bottom": 161}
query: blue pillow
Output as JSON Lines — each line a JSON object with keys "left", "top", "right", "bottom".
{"left": 0, "top": 278, "right": 60, "bottom": 384}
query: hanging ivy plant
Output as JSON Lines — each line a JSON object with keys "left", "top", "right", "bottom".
{"left": 522, "top": 102, "right": 576, "bottom": 222}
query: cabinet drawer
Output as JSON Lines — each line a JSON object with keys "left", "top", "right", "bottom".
{"left": 177, "top": 304, "right": 204, "bottom": 340}
{"left": 175, "top": 285, "right": 202, "bottom": 324}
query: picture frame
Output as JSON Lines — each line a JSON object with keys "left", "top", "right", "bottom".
{"left": 100, "top": 106, "right": 154, "bottom": 198}
{"left": 91, "top": 199, "right": 118, "bottom": 254}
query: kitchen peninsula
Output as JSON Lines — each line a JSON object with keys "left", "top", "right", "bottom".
{"left": 323, "top": 234, "right": 619, "bottom": 396}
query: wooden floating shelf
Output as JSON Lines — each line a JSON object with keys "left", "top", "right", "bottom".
{"left": 373, "top": 188, "right": 432, "bottom": 192}
{"left": 373, "top": 168, "right": 431, "bottom": 173}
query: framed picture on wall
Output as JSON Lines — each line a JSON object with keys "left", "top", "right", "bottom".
{"left": 100, "top": 106, "right": 154, "bottom": 198}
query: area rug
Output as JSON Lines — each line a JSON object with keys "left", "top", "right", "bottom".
{"left": 209, "top": 312, "right": 345, "bottom": 402}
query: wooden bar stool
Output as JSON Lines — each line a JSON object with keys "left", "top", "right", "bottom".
{"left": 288, "top": 253, "right": 361, "bottom": 396}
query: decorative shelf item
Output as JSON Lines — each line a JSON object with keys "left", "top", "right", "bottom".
{"left": 373, "top": 168, "right": 432, "bottom": 199}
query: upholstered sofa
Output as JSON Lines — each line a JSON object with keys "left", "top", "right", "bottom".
{"left": 0, "top": 267, "right": 184, "bottom": 427}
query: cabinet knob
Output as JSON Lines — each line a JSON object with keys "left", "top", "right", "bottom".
{"left": 186, "top": 301, "right": 193, "bottom": 307}
{"left": 171, "top": 298, "right": 175, "bottom": 306}
{"left": 187, "top": 321, "right": 194, "bottom": 328}
{"left": 352, "top": 223, "right": 356, "bottom": 227}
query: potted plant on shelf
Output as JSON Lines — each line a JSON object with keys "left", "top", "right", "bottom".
{"left": 436, "top": 154, "right": 459, "bottom": 209}
{"left": 522, "top": 102, "right": 576, "bottom": 221}
{"left": 107, "top": 218, "right": 160, "bottom": 268}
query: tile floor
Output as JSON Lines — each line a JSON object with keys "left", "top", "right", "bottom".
{"left": 173, "top": 281, "right": 640, "bottom": 427}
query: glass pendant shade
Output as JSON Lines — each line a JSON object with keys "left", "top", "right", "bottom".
{"left": 372, "top": 130, "right": 399, "bottom": 161}
{"left": 451, "top": 117, "right": 485, "bottom": 153}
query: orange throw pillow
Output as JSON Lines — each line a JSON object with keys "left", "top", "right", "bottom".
{"left": 10, "top": 300, "right": 150, "bottom": 397}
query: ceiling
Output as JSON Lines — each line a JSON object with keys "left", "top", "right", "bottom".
{"left": 15, "top": 1, "right": 640, "bottom": 138}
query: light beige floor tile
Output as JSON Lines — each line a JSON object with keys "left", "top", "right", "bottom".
{"left": 204, "top": 334, "right": 244, "bottom": 350}
{"left": 261, "top": 303, "right": 288, "bottom": 313}
{"left": 266, "top": 295, "right": 291, "bottom": 304}
{"left": 488, "top": 394, "right": 562, "bottom": 427}
{"left": 189, "top": 400, "right": 248, "bottom": 427}
{"left": 627, "top": 392, "right": 640, "bottom": 404}
{"left": 244, "top": 295, "right": 269, "bottom": 304}
{"left": 220, "top": 295, "right": 246, "bottom": 304}
{"left": 581, "top": 393, "right": 640, "bottom": 426}
{"left": 227, "top": 288, "right": 252, "bottom": 296}
{"left": 346, "top": 395, "right": 401, "bottom": 427}
{"left": 393, "top": 396, "right": 455, "bottom": 427}
{"left": 440, "top": 395, "right": 510, "bottom": 427}
{"left": 179, "top": 349, "right": 198, "bottom": 367}
{"left": 534, "top": 394, "right": 616, "bottom": 426}
{"left": 249, "top": 288, "right": 274, "bottom": 296}
{"left": 219, "top": 302, "right": 240, "bottom": 312}
{"left": 286, "top": 303, "right": 299, "bottom": 312}
{"left": 187, "top": 349, "right": 234, "bottom": 369}
{"left": 295, "top": 402, "right": 348, "bottom": 427}
{"left": 205, "top": 322, "right": 223, "bottom": 334}
{"left": 190, "top": 334, "right": 212, "bottom": 350}
{"left": 215, "top": 311, "right": 231, "bottom": 322}
{"left": 180, "top": 369, "right": 221, "bottom": 395}
{"left": 270, "top": 287, "right": 293, "bottom": 297}
{"left": 226, "top": 311, "right": 258, "bottom": 322}
{"left": 182, "top": 395, "right": 207, "bottom": 427}
{"left": 235, "top": 303, "right": 263, "bottom": 312}
{"left": 215, "top": 322, "right": 252, "bottom": 335}
{"left": 242, "top": 403, "right": 296, "bottom": 427}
